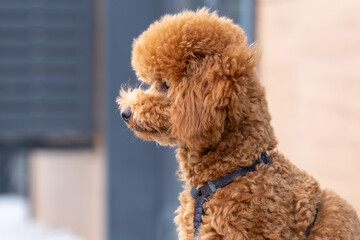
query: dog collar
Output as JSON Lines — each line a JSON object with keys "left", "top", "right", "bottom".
{"left": 190, "top": 152, "right": 271, "bottom": 239}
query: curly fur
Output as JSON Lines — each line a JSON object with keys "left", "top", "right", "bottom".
{"left": 117, "top": 9, "right": 360, "bottom": 239}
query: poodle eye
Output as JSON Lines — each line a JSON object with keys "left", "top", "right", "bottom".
{"left": 159, "top": 81, "right": 169, "bottom": 93}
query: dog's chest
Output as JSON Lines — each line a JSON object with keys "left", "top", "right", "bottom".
{"left": 174, "top": 169, "right": 319, "bottom": 240}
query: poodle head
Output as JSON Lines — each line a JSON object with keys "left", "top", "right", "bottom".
{"left": 117, "top": 9, "right": 270, "bottom": 150}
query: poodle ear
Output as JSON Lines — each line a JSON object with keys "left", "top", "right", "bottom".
{"left": 171, "top": 56, "right": 231, "bottom": 148}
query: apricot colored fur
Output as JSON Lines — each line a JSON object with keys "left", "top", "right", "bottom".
{"left": 117, "top": 9, "right": 360, "bottom": 240}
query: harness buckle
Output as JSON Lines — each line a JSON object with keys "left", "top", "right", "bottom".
{"left": 207, "top": 181, "right": 216, "bottom": 193}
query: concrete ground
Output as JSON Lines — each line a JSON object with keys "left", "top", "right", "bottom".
{"left": 0, "top": 194, "right": 83, "bottom": 240}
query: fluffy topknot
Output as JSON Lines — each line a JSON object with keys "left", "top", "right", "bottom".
{"left": 131, "top": 8, "right": 255, "bottom": 86}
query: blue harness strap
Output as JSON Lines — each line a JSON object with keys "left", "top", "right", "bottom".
{"left": 305, "top": 207, "right": 318, "bottom": 238}
{"left": 190, "top": 152, "right": 271, "bottom": 239}
{"left": 190, "top": 151, "right": 318, "bottom": 239}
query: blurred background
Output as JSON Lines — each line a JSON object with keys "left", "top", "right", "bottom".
{"left": 0, "top": 0, "right": 359, "bottom": 239}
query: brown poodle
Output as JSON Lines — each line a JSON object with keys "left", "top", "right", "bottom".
{"left": 117, "top": 9, "right": 360, "bottom": 240}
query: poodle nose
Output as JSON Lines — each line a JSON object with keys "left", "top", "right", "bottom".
{"left": 121, "top": 108, "right": 132, "bottom": 123}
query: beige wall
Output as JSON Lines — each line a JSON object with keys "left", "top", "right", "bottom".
{"left": 30, "top": 149, "right": 105, "bottom": 240}
{"left": 257, "top": 0, "right": 360, "bottom": 211}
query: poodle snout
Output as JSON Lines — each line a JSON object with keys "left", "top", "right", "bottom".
{"left": 121, "top": 107, "right": 132, "bottom": 123}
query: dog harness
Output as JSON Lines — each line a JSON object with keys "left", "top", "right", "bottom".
{"left": 190, "top": 152, "right": 318, "bottom": 240}
{"left": 305, "top": 207, "right": 318, "bottom": 238}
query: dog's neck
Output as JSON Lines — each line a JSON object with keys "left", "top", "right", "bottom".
{"left": 176, "top": 118, "right": 277, "bottom": 187}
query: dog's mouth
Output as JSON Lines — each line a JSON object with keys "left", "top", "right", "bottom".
{"left": 127, "top": 118, "right": 176, "bottom": 145}
{"left": 128, "top": 118, "right": 168, "bottom": 134}
{"left": 125, "top": 118, "right": 145, "bottom": 132}
{"left": 132, "top": 124, "right": 145, "bottom": 132}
